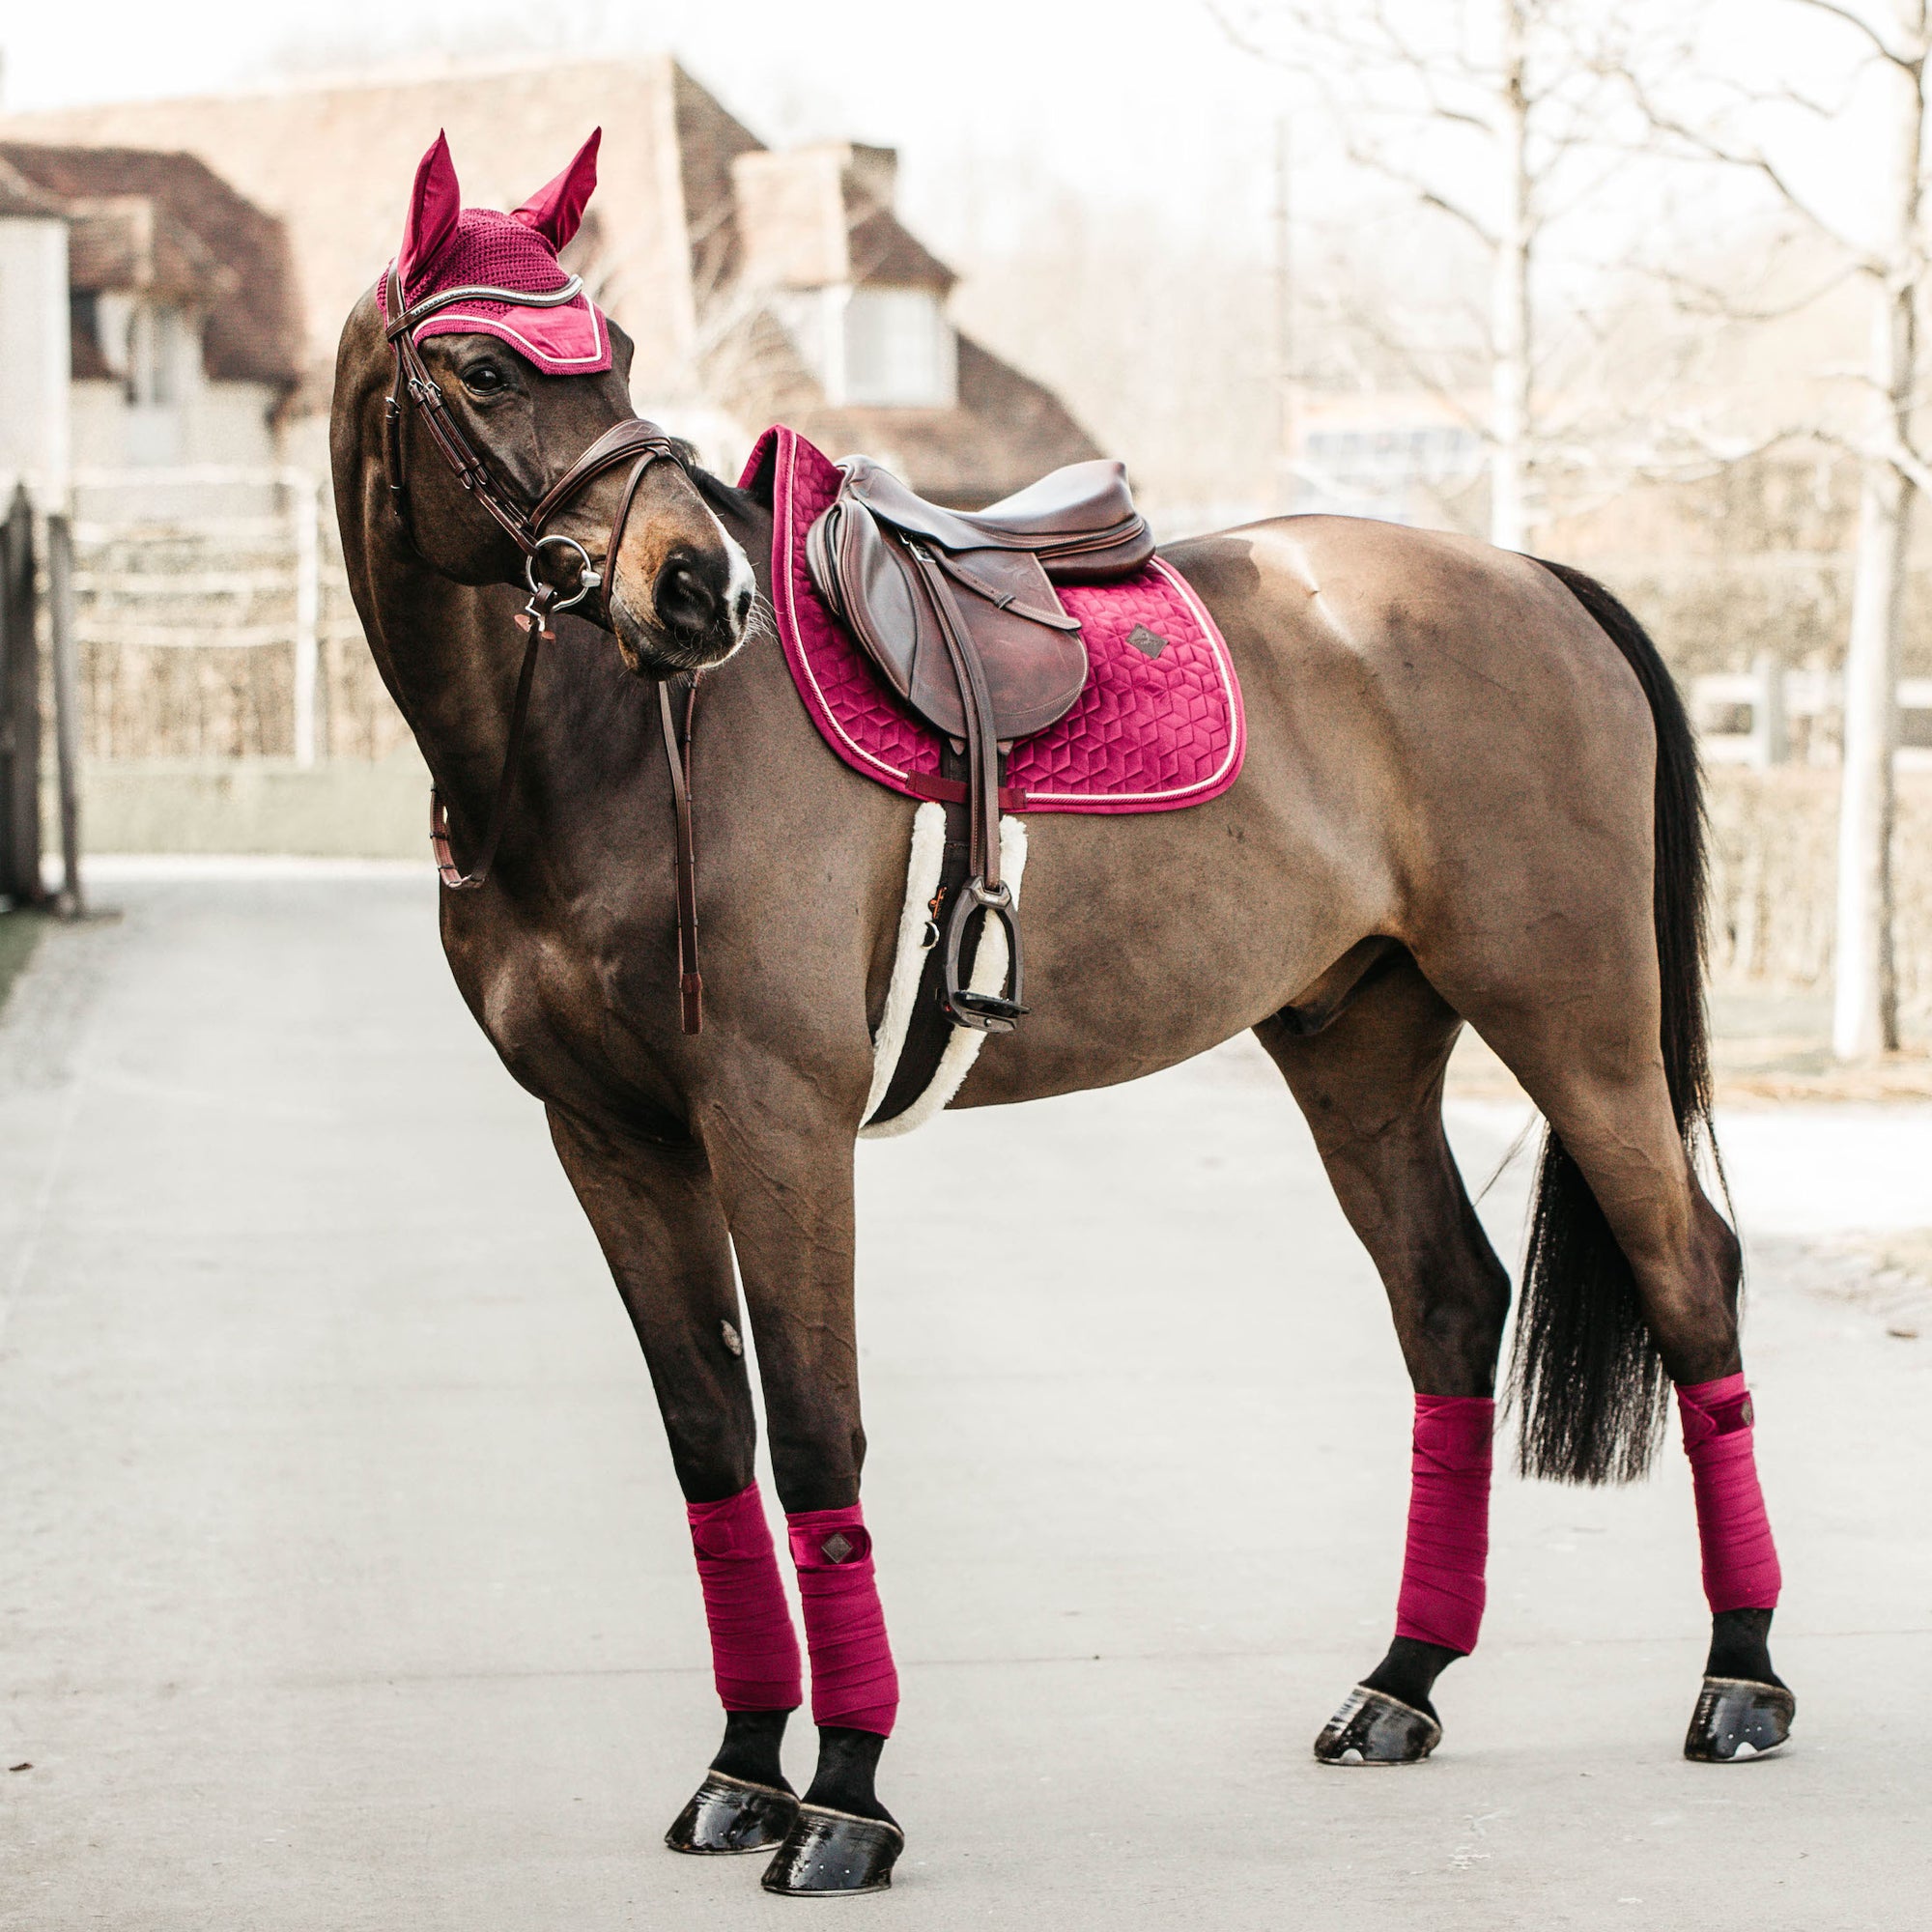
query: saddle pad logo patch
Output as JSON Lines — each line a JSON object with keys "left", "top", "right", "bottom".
{"left": 1126, "top": 624, "right": 1167, "bottom": 660}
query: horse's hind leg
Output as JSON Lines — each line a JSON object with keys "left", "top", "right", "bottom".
{"left": 1257, "top": 956, "right": 1513, "bottom": 1765}
{"left": 1442, "top": 973, "right": 1791, "bottom": 1762}
{"left": 546, "top": 1109, "right": 804, "bottom": 1858}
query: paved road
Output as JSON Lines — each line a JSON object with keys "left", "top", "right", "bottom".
{"left": 2, "top": 866, "right": 1927, "bottom": 1930}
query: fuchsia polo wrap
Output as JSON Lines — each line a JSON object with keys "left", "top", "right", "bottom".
{"left": 686, "top": 1484, "right": 802, "bottom": 1712}
{"left": 787, "top": 1504, "right": 899, "bottom": 1736}
{"left": 1394, "top": 1394, "right": 1494, "bottom": 1656}
{"left": 1677, "top": 1374, "right": 1782, "bottom": 1612}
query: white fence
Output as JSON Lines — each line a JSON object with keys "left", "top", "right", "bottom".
{"left": 1691, "top": 657, "right": 1932, "bottom": 769}
{"left": 70, "top": 465, "right": 332, "bottom": 766}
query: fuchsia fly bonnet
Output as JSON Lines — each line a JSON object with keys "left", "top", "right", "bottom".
{"left": 381, "top": 128, "right": 611, "bottom": 375}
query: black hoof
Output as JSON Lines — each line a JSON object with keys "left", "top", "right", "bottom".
{"left": 1314, "top": 1685, "right": 1442, "bottom": 1765}
{"left": 1684, "top": 1675, "right": 1795, "bottom": 1763}
{"left": 760, "top": 1804, "right": 903, "bottom": 1895}
{"left": 665, "top": 1772, "right": 800, "bottom": 1855}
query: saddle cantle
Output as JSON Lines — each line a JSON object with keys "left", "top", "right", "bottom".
{"left": 805, "top": 455, "right": 1154, "bottom": 1033}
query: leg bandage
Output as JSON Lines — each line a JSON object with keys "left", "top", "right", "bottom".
{"left": 687, "top": 1483, "right": 802, "bottom": 1711}
{"left": 1394, "top": 1394, "right": 1494, "bottom": 1656}
{"left": 787, "top": 1503, "right": 898, "bottom": 1736}
{"left": 1678, "top": 1374, "right": 1781, "bottom": 1612}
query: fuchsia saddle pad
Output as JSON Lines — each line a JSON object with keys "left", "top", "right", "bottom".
{"left": 740, "top": 426, "right": 1244, "bottom": 813}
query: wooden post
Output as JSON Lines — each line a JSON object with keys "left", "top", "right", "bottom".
{"left": 0, "top": 486, "right": 45, "bottom": 905}
{"left": 45, "top": 511, "right": 83, "bottom": 917}
{"left": 290, "top": 469, "right": 320, "bottom": 768}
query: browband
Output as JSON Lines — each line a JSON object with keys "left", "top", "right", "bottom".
{"left": 385, "top": 273, "right": 587, "bottom": 341}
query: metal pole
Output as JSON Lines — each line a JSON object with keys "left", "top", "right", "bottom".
{"left": 45, "top": 512, "right": 83, "bottom": 917}
{"left": 290, "top": 470, "right": 320, "bottom": 768}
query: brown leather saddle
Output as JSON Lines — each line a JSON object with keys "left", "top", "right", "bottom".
{"left": 807, "top": 456, "right": 1153, "bottom": 1032}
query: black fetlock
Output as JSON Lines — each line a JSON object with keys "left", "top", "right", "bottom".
{"left": 1704, "top": 1607, "right": 1783, "bottom": 1689}
{"left": 665, "top": 1710, "right": 799, "bottom": 1857}
{"left": 762, "top": 1727, "right": 903, "bottom": 1896}
{"left": 710, "top": 1709, "right": 793, "bottom": 1788}
{"left": 1686, "top": 1607, "right": 1794, "bottom": 1763}
{"left": 1316, "top": 1637, "right": 1460, "bottom": 1766}
{"left": 801, "top": 1726, "right": 895, "bottom": 1827}
{"left": 1361, "top": 1636, "right": 1460, "bottom": 1721}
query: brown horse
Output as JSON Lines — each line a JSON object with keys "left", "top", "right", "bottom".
{"left": 332, "top": 179, "right": 1784, "bottom": 1895}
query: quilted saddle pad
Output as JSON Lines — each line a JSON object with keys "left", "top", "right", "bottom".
{"left": 739, "top": 426, "right": 1245, "bottom": 813}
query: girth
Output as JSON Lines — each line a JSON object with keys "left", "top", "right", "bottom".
{"left": 383, "top": 265, "right": 704, "bottom": 1033}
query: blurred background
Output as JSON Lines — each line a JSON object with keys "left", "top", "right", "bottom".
{"left": 0, "top": 0, "right": 1927, "bottom": 1075}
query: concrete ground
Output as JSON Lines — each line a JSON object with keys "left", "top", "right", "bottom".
{"left": 1, "top": 864, "right": 1928, "bottom": 1931}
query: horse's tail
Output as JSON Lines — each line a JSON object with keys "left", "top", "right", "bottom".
{"left": 1507, "top": 557, "right": 1720, "bottom": 1486}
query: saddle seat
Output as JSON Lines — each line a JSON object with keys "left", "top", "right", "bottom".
{"left": 835, "top": 458, "right": 1151, "bottom": 576}
{"left": 806, "top": 455, "right": 1154, "bottom": 744}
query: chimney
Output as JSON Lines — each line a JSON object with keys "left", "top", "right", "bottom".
{"left": 729, "top": 142, "right": 900, "bottom": 289}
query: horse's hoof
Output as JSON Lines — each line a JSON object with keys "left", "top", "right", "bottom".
{"left": 1314, "top": 1685, "right": 1442, "bottom": 1765}
{"left": 1684, "top": 1675, "right": 1795, "bottom": 1763}
{"left": 760, "top": 1804, "right": 903, "bottom": 1895}
{"left": 665, "top": 1772, "right": 800, "bottom": 1855}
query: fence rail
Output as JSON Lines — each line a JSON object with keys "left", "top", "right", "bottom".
{"left": 70, "top": 466, "right": 327, "bottom": 766}
{"left": 1691, "top": 658, "right": 1932, "bottom": 768}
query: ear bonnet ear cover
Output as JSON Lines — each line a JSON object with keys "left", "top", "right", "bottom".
{"left": 382, "top": 128, "right": 612, "bottom": 376}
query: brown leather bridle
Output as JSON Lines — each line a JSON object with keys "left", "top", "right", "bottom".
{"left": 384, "top": 265, "right": 704, "bottom": 1032}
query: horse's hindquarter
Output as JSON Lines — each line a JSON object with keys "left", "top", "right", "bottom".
{"left": 956, "top": 515, "right": 1658, "bottom": 1107}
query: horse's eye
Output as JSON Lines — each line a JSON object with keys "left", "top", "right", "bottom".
{"left": 463, "top": 363, "right": 506, "bottom": 395}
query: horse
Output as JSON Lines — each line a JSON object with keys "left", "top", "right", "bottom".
{"left": 330, "top": 132, "right": 1789, "bottom": 1897}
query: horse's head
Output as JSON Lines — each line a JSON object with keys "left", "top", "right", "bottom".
{"left": 354, "top": 130, "right": 752, "bottom": 676}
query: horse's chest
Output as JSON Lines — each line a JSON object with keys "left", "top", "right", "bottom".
{"left": 455, "top": 929, "right": 611, "bottom": 1097}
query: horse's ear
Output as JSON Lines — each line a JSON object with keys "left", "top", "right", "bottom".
{"left": 399, "top": 130, "right": 462, "bottom": 288}
{"left": 513, "top": 128, "right": 600, "bottom": 251}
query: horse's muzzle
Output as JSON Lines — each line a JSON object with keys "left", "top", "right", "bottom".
{"left": 611, "top": 539, "right": 753, "bottom": 677}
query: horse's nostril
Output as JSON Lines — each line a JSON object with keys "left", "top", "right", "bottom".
{"left": 733, "top": 586, "right": 753, "bottom": 627}
{"left": 656, "top": 560, "right": 720, "bottom": 634}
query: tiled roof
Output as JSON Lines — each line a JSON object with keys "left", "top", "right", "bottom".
{"left": 0, "top": 155, "right": 63, "bottom": 218}
{"left": 0, "top": 143, "right": 299, "bottom": 388}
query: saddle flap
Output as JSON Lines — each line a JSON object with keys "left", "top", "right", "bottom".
{"left": 807, "top": 497, "right": 1089, "bottom": 744}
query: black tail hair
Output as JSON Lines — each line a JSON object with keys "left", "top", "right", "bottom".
{"left": 1508, "top": 557, "right": 1719, "bottom": 1486}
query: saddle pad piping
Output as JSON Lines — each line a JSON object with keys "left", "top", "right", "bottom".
{"left": 861, "top": 814, "right": 1028, "bottom": 1140}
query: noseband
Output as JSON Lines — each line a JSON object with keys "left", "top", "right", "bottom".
{"left": 383, "top": 266, "right": 706, "bottom": 1032}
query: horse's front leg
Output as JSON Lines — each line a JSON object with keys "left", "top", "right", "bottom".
{"left": 701, "top": 1089, "right": 904, "bottom": 1898}
{"left": 545, "top": 1108, "right": 806, "bottom": 1860}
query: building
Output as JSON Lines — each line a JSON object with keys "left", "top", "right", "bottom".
{"left": 0, "top": 143, "right": 302, "bottom": 480}
{"left": 0, "top": 57, "right": 1099, "bottom": 503}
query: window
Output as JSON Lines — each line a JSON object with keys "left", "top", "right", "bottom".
{"left": 841, "top": 289, "right": 954, "bottom": 409}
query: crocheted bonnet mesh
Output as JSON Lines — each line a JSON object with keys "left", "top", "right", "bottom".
{"left": 379, "top": 128, "right": 611, "bottom": 376}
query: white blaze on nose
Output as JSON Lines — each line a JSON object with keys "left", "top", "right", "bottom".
{"left": 715, "top": 502, "right": 757, "bottom": 622}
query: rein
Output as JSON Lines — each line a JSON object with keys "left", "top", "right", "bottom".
{"left": 384, "top": 265, "right": 704, "bottom": 1031}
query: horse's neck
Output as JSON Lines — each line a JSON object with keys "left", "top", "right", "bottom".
{"left": 375, "top": 558, "right": 537, "bottom": 838}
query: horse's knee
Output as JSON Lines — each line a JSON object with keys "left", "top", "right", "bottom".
{"left": 766, "top": 1414, "right": 867, "bottom": 1515}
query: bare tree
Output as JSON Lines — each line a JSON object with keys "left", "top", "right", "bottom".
{"left": 1217, "top": 0, "right": 1634, "bottom": 549}
{"left": 1626, "top": 0, "right": 1929, "bottom": 1059}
